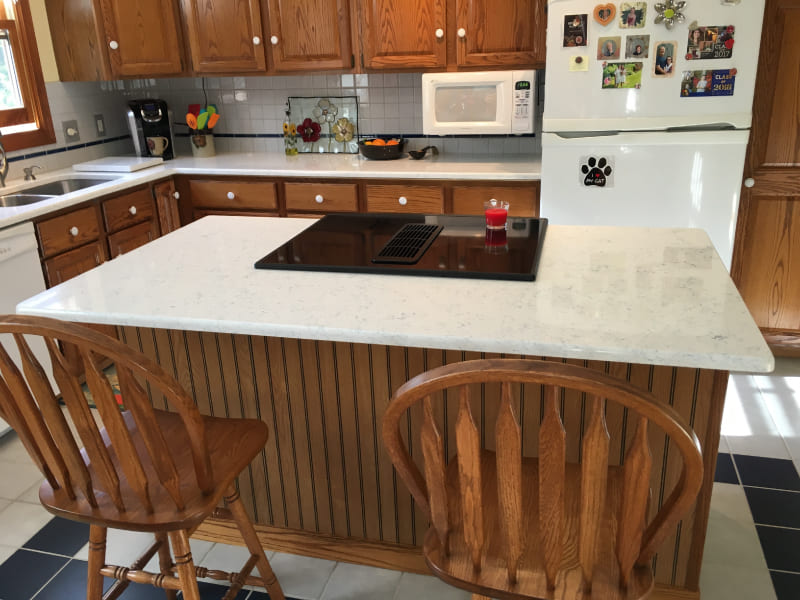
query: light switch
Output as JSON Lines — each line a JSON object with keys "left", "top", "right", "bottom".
{"left": 94, "top": 114, "right": 106, "bottom": 137}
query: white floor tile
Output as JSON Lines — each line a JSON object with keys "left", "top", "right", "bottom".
{"left": 394, "top": 572, "right": 471, "bottom": 600}
{"left": 199, "top": 543, "right": 279, "bottom": 591}
{"left": 0, "top": 432, "right": 37, "bottom": 464}
{"left": 699, "top": 562, "right": 777, "bottom": 600}
{"left": 719, "top": 434, "right": 730, "bottom": 454}
{"left": 268, "top": 551, "right": 337, "bottom": 600}
{"left": 703, "top": 483, "right": 769, "bottom": 570}
{"left": 0, "top": 498, "right": 9, "bottom": 514}
{"left": 722, "top": 374, "right": 791, "bottom": 459}
{"left": 0, "top": 544, "right": 16, "bottom": 565}
{"left": 753, "top": 357, "right": 800, "bottom": 471}
{"left": 0, "top": 501, "right": 53, "bottom": 547}
{"left": 73, "top": 529, "right": 154, "bottom": 565}
{"left": 143, "top": 536, "right": 215, "bottom": 573}
{"left": 320, "top": 562, "right": 402, "bottom": 600}
{"left": 0, "top": 459, "right": 47, "bottom": 500}
{"left": 17, "top": 478, "right": 44, "bottom": 504}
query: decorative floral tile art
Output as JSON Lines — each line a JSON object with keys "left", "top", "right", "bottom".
{"left": 287, "top": 96, "right": 359, "bottom": 154}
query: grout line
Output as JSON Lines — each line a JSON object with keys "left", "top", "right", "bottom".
{"left": 754, "top": 523, "right": 800, "bottom": 532}
{"left": 316, "top": 561, "right": 340, "bottom": 600}
{"left": 769, "top": 568, "right": 800, "bottom": 575}
{"left": 18, "top": 546, "right": 87, "bottom": 561}
{"left": 742, "top": 484, "right": 800, "bottom": 494}
{"left": 28, "top": 555, "right": 74, "bottom": 600}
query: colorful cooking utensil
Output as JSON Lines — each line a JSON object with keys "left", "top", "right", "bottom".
{"left": 196, "top": 111, "right": 209, "bottom": 130}
{"left": 188, "top": 104, "right": 201, "bottom": 116}
{"left": 186, "top": 113, "right": 197, "bottom": 130}
{"left": 207, "top": 113, "right": 220, "bottom": 129}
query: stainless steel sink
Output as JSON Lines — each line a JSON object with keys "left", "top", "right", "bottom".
{"left": 0, "top": 194, "right": 57, "bottom": 207}
{"left": 0, "top": 176, "right": 119, "bottom": 208}
{"left": 19, "top": 177, "right": 117, "bottom": 196}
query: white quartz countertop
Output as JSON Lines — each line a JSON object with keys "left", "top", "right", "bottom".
{"left": 0, "top": 152, "right": 541, "bottom": 230}
{"left": 16, "top": 216, "right": 774, "bottom": 373}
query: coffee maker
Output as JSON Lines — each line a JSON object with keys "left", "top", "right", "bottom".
{"left": 127, "top": 99, "right": 175, "bottom": 160}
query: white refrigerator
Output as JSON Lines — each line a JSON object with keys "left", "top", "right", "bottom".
{"left": 541, "top": 0, "right": 766, "bottom": 269}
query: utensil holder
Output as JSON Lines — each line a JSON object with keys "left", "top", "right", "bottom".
{"left": 190, "top": 132, "right": 215, "bottom": 158}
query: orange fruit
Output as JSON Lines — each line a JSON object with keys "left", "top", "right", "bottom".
{"left": 386, "top": 139, "right": 400, "bottom": 146}
{"left": 372, "top": 139, "right": 387, "bottom": 146}
{"left": 364, "top": 140, "right": 375, "bottom": 145}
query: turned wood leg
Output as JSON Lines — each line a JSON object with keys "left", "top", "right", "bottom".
{"left": 168, "top": 530, "right": 201, "bottom": 600}
{"left": 155, "top": 533, "right": 177, "bottom": 600}
{"left": 87, "top": 526, "right": 107, "bottom": 600}
{"left": 225, "top": 485, "right": 286, "bottom": 600}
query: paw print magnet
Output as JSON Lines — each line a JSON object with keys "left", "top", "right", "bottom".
{"left": 580, "top": 156, "right": 614, "bottom": 187}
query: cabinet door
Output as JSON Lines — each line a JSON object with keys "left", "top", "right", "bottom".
{"left": 36, "top": 206, "right": 102, "bottom": 259}
{"left": 99, "top": 0, "right": 184, "bottom": 77}
{"left": 43, "top": 242, "right": 107, "bottom": 287}
{"left": 360, "top": 0, "right": 446, "bottom": 69}
{"left": 154, "top": 180, "right": 182, "bottom": 235}
{"left": 455, "top": 0, "right": 544, "bottom": 67}
{"left": 732, "top": 0, "right": 800, "bottom": 353}
{"left": 284, "top": 182, "right": 358, "bottom": 213}
{"left": 266, "top": 0, "right": 353, "bottom": 71}
{"left": 108, "top": 220, "right": 161, "bottom": 258}
{"left": 451, "top": 183, "right": 539, "bottom": 217}
{"left": 102, "top": 188, "right": 156, "bottom": 233}
{"left": 366, "top": 184, "right": 444, "bottom": 214}
{"left": 183, "top": 0, "right": 266, "bottom": 73}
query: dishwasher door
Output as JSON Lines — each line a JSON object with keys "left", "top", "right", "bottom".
{"left": 0, "top": 221, "right": 54, "bottom": 437}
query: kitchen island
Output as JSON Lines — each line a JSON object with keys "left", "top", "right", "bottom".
{"left": 17, "top": 216, "right": 772, "bottom": 599}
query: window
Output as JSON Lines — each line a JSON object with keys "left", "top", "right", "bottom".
{"left": 0, "top": 0, "right": 54, "bottom": 151}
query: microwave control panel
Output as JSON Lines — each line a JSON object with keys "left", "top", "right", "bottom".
{"left": 511, "top": 70, "right": 536, "bottom": 134}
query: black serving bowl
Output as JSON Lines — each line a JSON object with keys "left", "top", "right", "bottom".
{"left": 358, "top": 138, "right": 406, "bottom": 160}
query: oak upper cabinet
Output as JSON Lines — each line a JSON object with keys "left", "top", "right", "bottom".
{"left": 182, "top": 0, "right": 267, "bottom": 73}
{"left": 360, "top": 0, "right": 446, "bottom": 70}
{"left": 265, "top": 0, "right": 354, "bottom": 71}
{"left": 98, "top": 0, "right": 185, "bottom": 77}
{"left": 454, "top": 0, "right": 545, "bottom": 67}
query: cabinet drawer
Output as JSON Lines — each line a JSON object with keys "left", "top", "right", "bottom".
{"left": 366, "top": 184, "right": 444, "bottom": 214}
{"left": 189, "top": 180, "right": 278, "bottom": 211}
{"left": 43, "top": 241, "right": 107, "bottom": 287}
{"left": 451, "top": 184, "right": 539, "bottom": 217}
{"left": 102, "top": 188, "right": 157, "bottom": 233}
{"left": 108, "top": 220, "right": 160, "bottom": 258}
{"left": 36, "top": 206, "right": 101, "bottom": 259}
{"left": 284, "top": 182, "right": 358, "bottom": 213}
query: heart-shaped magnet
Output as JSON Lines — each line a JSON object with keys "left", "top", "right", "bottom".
{"left": 593, "top": 3, "right": 616, "bottom": 26}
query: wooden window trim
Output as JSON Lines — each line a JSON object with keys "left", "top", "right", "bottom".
{"left": 0, "top": 1, "right": 55, "bottom": 152}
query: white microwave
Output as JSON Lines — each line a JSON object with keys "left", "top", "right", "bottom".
{"left": 422, "top": 70, "right": 536, "bottom": 136}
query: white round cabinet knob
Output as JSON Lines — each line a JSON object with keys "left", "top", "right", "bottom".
{"left": 227, "top": 191, "right": 235, "bottom": 200}
{"left": 253, "top": 36, "right": 261, "bottom": 45}
{"left": 270, "top": 35, "right": 279, "bottom": 45}
{"left": 398, "top": 196, "right": 408, "bottom": 206}
{"left": 69, "top": 226, "right": 79, "bottom": 237}
{"left": 109, "top": 40, "right": 119, "bottom": 50}
{"left": 435, "top": 28, "right": 444, "bottom": 39}
{"left": 173, "top": 191, "right": 180, "bottom": 200}
{"left": 128, "top": 206, "right": 137, "bottom": 216}
{"left": 744, "top": 178, "right": 755, "bottom": 188}
{"left": 315, "top": 194, "right": 324, "bottom": 204}
{"left": 457, "top": 28, "right": 466, "bottom": 38}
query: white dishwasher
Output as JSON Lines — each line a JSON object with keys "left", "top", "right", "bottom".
{"left": 0, "top": 221, "right": 54, "bottom": 437}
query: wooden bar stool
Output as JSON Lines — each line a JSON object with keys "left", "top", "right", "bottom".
{"left": 0, "top": 315, "right": 285, "bottom": 600}
{"left": 383, "top": 359, "right": 704, "bottom": 600}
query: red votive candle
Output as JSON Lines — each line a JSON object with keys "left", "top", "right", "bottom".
{"left": 484, "top": 198, "right": 510, "bottom": 229}
{"left": 485, "top": 227, "right": 507, "bottom": 247}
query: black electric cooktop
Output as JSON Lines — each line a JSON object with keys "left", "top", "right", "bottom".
{"left": 254, "top": 213, "right": 548, "bottom": 281}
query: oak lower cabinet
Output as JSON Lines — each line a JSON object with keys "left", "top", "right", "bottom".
{"left": 102, "top": 188, "right": 161, "bottom": 258}
{"left": 284, "top": 182, "right": 359, "bottom": 214}
{"left": 365, "top": 184, "right": 445, "bottom": 213}
{"left": 187, "top": 179, "right": 279, "bottom": 219}
{"left": 451, "top": 183, "right": 539, "bottom": 217}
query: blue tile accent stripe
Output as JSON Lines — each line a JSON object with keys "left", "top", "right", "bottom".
{"left": 7, "top": 135, "right": 131, "bottom": 163}
{"left": 176, "top": 132, "right": 536, "bottom": 139}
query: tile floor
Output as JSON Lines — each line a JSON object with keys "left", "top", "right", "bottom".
{"left": 0, "top": 358, "right": 798, "bottom": 600}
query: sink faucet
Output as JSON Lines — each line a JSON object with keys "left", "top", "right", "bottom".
{"left": 0, "top": 132, "right": 7, "bottom": 188}
{"left": 23, "top": 165, "right": 42, "bottom": 181}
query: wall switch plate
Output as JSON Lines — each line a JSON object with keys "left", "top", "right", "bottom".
{"left": 94, "top": 114, "right": 106, "bottom": 137}
{"left": 62, "top": 120, "right": 80, "bottom": 143}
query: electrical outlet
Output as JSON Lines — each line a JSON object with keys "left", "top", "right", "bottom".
{"left": 62, "top": 120, "right": 80, "bottom": 143}
{"left": 94, "top": 114, "right": 106, "bottom": 137}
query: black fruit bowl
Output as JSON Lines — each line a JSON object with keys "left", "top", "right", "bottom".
{"left": 358, "top": 139, "right": 406, "bottom": 160}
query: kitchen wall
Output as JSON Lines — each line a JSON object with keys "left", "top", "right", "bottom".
{"left": 144, "top": 72, "right": 545, "bottom": 157}
{"left": 6, "top": 81, "right": 135, "bottom": 181}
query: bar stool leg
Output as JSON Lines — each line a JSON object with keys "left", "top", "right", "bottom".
{"left": 169, "top": 530, "right": 201, "bottom": 600}
{"left": 155, "top": 532, "right": 177, "bottom": 600}
{"left": 87, "top": 525, "right": 107, "bottom": 600}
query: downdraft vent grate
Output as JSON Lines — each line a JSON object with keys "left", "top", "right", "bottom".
{"left": 372, "top": 223, "right": 443, "bottom": 265}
